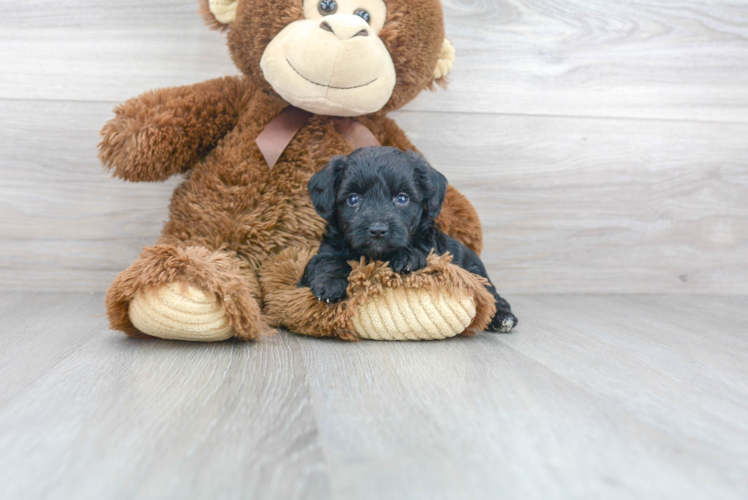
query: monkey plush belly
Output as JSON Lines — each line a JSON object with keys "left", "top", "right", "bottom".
{"left": 161, "top": 164, "right": 327, "bottom": 271}
{"left": 160, "top": 111, "right": 356, "bottom": 269}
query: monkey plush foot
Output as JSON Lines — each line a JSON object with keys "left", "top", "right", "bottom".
{"left": 129, "top": 281, "right": 234, "bottom": 342}
{"left": 351, "top": 287, "right": 477, "bottom": 341}
{"left": 261, "top": 248, "right": 499, "bottom": 341}
{"left": 106, "top": 244, "right": 270, "bottom": 341}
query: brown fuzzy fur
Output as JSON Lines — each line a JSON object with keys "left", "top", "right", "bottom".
{"left": 100, "top": 0, "right": 485, "bottom": 340}
{"left": 435, "top": 187, "right": 484, "bottom": 255}
{"left": 261, "top": 249, "right": 496, "bottom": 341}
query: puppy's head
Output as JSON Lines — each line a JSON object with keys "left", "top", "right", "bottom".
{"left": 309, "top": 146, "right": 447, "bottom": 258}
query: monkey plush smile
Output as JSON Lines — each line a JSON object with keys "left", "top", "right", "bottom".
{"left": 286, "top": 59, "right": 379, "bottom": 90}
{"left": 261, "top": 0, "right": 397, "bottom": 116}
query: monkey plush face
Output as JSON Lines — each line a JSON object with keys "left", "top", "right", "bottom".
{"left": 260, "top": 0, "right": 396, "bottom": 116}
{"left": 200, "top": 0, "right": 456, "bottom": 116}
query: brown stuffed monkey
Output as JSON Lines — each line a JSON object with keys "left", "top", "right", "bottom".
{"left": 100, "top": 0, "right": 497, "bottom": 342}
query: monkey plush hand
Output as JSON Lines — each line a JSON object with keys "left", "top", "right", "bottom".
{"left": 101, "top": 0, "right": 490, "bottom": 342}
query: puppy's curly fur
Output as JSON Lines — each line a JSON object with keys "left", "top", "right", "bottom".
{"left": 300, "top": 147, "right": 517, "bottom": 333}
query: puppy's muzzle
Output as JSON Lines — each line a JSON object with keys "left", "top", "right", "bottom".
{"left": 368, "top": 222, "right": 389, "bottom": 239}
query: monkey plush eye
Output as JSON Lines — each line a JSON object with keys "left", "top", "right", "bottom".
{"left": 394, "top": 193, "right": 409, "bottom": 206}
{"left": 318, "top": 0, "right": 338, "bottom": 15}
{"left": 353, "top": 9, "right": 371, "bottom": 23}
{"left": 347, "top": 194, "right": 361, "bottom": 207}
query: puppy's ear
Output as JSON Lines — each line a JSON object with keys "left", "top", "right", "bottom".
{"left": 309, "top": 156, "right": 347, "bottom": 220}
{"left": 408, "top": 151, "right": 448, "bottom": 219}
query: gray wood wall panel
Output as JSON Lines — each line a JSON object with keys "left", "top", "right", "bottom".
{"left": 2, "top": 99, "right": 746, "bottom": 292}
{"left": 2, "top": 0, "right": 747, "bottom": 121}
{"left": 1, "top": 0, "right": 747, "bottom": 292}
{"left": 399, "top": 111, "right": 748, "bottom": 293}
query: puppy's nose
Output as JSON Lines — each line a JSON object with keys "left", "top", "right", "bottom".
{"left": 368, "top": 222, "right": 389, "bottom": 239}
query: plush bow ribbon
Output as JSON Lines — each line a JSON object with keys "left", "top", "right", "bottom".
{"left": 255, "top": 106, "right": 381, "bottom": 169}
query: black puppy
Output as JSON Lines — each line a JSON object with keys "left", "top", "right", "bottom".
{"left": 300, "top": 147, "right": 518, "bottom": 333}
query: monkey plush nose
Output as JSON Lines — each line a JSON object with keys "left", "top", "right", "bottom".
{"left": 319, "top": 16, "right": 370, "bottom": 40}
{"left": 368, "top": 222, "right": 389, "bottom": 239}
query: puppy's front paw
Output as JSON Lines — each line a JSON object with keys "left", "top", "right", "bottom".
{"left": 310, "top": 278, "right": 349, "bottom": 303}
{"left": 389, "top": 251, "right": 427, "bottom": 274}
{"left": 487, "top": 311, "right": 518, "bottom": 333}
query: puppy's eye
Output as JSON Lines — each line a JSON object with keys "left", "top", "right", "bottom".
{"left": 353, "top": 9, "right": 371, "bottom": 23}
{"left": 347, "top": 194, "right": 361, "bottom": 207}
{"left": 394, "top": 193, "right": 410, "bottom": 206}
{"left": 318, "top": 0, "right": 338, "bottom": 15}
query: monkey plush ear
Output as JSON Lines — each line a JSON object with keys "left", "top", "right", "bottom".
{"left": 199, "top": 0, "right": 238, "bottom": 31}
{"left": 408, "top": 151, "right": 448, "bottom": 219}
{"left": 433, "top": 39, "right": 456, "bottom": 87}
{"left": 309, "top": 156, "right": 348, "bottom": 221}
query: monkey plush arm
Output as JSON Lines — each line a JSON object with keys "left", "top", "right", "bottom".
{"left": 99, "top": 76, "right": 252, "bottom": 182}
{"left": 375, "top": 117, "right": 485, "bottom": 255}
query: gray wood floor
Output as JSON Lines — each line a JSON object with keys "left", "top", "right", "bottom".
{"left": 1, "top": 293, "right": 746, "bottom": 500}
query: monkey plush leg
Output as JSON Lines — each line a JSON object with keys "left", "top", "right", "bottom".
{"left": 99, "top": 76, "right": 252, "bottom": 182}
{"left": 105, "top": 245, "right": 270, "bottom": 341}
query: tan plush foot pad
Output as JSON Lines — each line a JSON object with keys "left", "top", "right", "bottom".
{"left": 261, "top": 248, "right": 497, "bottom": 341}
{"left": 352, "top": 287, "right": 476, "bottom": 340}
{"left": 129, "top": 281, "right": 234, "bottom": 342}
